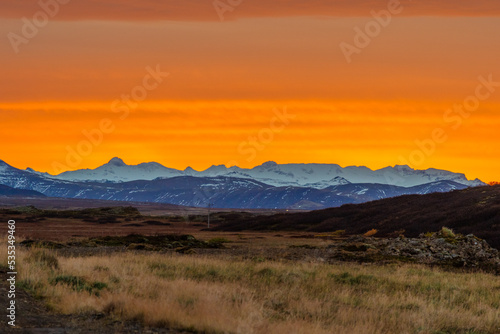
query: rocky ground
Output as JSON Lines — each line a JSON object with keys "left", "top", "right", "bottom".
{"left": 327, "top": 229, "right": 500, "bottom": 273}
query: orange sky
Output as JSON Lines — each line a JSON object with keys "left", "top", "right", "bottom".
{"left": 1, "top": 1, "right": 499, "bottom": 182}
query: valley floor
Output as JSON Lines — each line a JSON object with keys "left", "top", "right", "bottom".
{"left": 1, "top": 236, "right": 500, "bottom": 334}
{"left": 1, "top": 206, "right": 499, "bottom": 333}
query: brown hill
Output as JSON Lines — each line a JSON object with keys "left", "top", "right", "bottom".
{"left": 213, "top": 185, "right": 500, "bottom": 249}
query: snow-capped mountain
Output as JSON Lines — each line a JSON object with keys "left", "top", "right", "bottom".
{"left": 0, "top": 158, "right": 487, "bottom": 209}
{"left": 53, "top": 157, "right": 183, "bottom": 182}
{"left": 47, "top": 158, "right": 485, "bottom": 188}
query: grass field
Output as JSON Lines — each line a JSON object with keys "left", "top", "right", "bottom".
{"left": 2, "top": 237, "right": 499, "bottom": 334}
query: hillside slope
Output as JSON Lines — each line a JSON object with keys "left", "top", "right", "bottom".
{"left": 213, "top": 185, "right": 500, "bottom": 249}
{"left": 0, "top": 184, "right": 46, "bottom": 198}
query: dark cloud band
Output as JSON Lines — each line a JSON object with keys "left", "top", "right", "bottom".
{"left": 1, "top": 0, "right": 500, "bottom": 21}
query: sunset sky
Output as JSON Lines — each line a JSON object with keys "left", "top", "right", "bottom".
{"left": 1, "top": 0, "right": 499, "bottom": 182}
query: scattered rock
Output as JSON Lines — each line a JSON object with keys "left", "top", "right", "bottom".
{"left": 328, "top": 230, "right": 500, "bottom": 272}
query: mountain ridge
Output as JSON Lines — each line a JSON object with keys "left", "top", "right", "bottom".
{"left": 28, "top": 157, "right": 485, "bottom": 189}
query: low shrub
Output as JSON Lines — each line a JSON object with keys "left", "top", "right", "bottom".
{"left": 50, "top": 275, "right": 108, "bottom": 296}
{"left": 25, "top": 249, "right": 59, "bottom": 270}
{"left": 440, "top": 227, "right": 456, "bottom": 239}
{"left": 330, "top": 272, "right": 377, "bottom": 286}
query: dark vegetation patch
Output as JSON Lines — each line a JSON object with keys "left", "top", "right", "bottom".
{"left": 0, "top": 205, "right": 140, "bottom": 221}
{"left": 289, "top": 234, "right": 315, "bottom": 239}
{"left": 213, "top": 185, "right": 500, "bottom": 249}
{"left": 20, "top": 240, "right": 67, "bottom": 249}
{"left": 142, "top": 220, "right": 171, "bottom": 226}
{"left": 329, "top": 272, "right": 377, "bottom": 286}
{"left": 167, "top": 215, "right": 186, "bottom": 222}
{"left": 189, "top": 212, "right": 256, "bottom": 225}
{"left": 50, "top": 275, "right": 108, "bottom": 296}
{"left": 0, "top": 206, "right": 259, "bottom": 229}
{"left": 289, "top": 244, "right": 318, "bottom": 249}
{"left": 96, "top": 216, "right": 120, "bottom": 224}
{"left": 21, "top": 234, "right": 227, "bottom": 252}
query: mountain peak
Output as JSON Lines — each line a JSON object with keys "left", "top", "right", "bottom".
{"left": 107, "top": 157, "right": 126, "bottom": 167}
{"left": 393, "top": 164, "right": 413, "bottom": 171}
{"left": 260, "top": 161, "right": 278, "bottom": 168}
{"left": 206, "top": 164, "right": 227, "bottom": 171}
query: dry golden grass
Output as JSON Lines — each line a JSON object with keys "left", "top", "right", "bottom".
{"left": 1, "top": 239, "right": 499, "bottom": 334}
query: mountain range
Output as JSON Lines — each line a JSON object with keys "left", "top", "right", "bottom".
{"left": 45, "top": 157, "right": 484, "bottom": 188}
{"left": 0, "top": 158, "right": 487, "bottom": 209}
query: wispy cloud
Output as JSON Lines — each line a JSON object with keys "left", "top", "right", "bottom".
{"left": 1, "top": 0, "right": 500, "bottom": 21}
